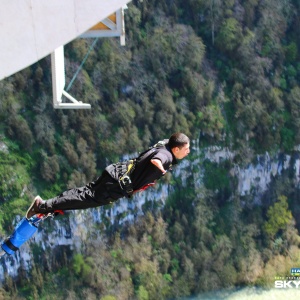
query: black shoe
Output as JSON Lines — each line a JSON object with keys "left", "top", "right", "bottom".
{"left": 26, "top": 196, "right": 44, "bottom": 219}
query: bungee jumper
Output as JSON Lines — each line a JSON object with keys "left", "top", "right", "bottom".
{"left": 1, "top": 132, "right": 190, "bottom": 256}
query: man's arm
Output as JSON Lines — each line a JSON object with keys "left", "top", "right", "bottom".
{"left": 151, "top": 159, "right": 167, "bottom": 175}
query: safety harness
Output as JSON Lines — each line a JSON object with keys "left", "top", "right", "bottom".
{"left": 118, "top": 159, "right": 136, "bottom": 196}
{"left": 118, "top": 140, "right": 168, "bottom": 197}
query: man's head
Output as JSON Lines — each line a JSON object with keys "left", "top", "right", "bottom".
{"left": 168, "top": 133, "right": 190, "bottom": 159}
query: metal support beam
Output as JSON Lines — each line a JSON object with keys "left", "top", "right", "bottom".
{"left": 51, "top": 46, "right": 91, "bottom": 109}
{"left": 51, "top": 6, "right": 127, "bottom": 109}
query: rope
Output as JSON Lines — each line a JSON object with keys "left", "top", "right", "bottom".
{"left": 66, "top": 38, "right": 99, "bottom": 92}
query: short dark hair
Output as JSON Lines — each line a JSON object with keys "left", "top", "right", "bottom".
{"left": 168, "top": 133, "right": 190, "bottom": 149}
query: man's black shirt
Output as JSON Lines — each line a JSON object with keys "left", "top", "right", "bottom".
{"left": 105, "top": 145, "right": 178, "bottom": 191}
{"left": 131, "top": 145, "right": 177, "bottom": 190}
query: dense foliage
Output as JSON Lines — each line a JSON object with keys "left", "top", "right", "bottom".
{"left": 0, "top": 0, "right": 300, "bottom": 299}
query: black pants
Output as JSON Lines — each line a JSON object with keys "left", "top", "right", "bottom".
{"left": 41, "top": 171, "right": 124, "bottom": 213}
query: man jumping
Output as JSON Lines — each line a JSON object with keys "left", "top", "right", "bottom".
{"left": 26, "top": 132, "right": 190, "bottom": 219}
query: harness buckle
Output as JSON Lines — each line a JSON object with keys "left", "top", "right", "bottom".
{"left": 119, "top": 175, "right": 134, "bottom": 195}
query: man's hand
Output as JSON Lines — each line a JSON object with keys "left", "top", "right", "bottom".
{"left": 151, "top": 159, "right": 167, "bottom": 175}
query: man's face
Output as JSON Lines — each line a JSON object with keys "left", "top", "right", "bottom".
{"left": 173, "top": 143, "right": 190, "bottom": 159}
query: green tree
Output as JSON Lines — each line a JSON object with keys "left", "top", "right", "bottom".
{"left": 73, "top": 254, "right": 93, "bottom": 283}
{"left": 34, "top": 115, "right": 56, "bottom": 154}
{"left": 264, "top": 195, "right": 293, "bottom": 239}
{"left": 285, "top": 42, "right": 298, "bottom": 63}
{"left": 216, "top": 18, "right": 242, "bottom": 52}
{"left": 7, "top": 115, "right": 34, "bottom": 151}
{"left": 63, "top": 139, "right": 79, "bottom": 167}
{"left": 137, "top": 285, "right": 149, "bottom": 300}
{"left": 40, "top": 154, "right": 60, "bottom": 183}
{"left": 257, "top": 0, "right": 292, "bottom": 59}
{"left": 101, "top": 296, "right": 117, "bottom": 300}
{"left": 197, "top": 104, "right": 225, "bottom": 140}
{"left": 288, "top": 86, "right": 300, "bottom": 143}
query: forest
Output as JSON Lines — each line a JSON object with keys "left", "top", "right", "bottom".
{"left": 0, "top": 0, "right": 300, "bottom": 299}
